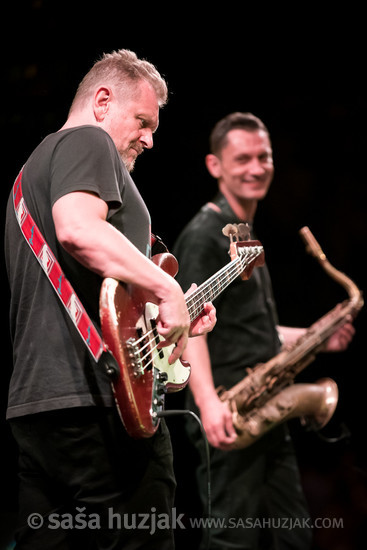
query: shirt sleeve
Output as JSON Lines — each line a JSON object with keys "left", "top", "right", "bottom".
{"left": 49, "top": 126, "right": 123, "bottom": 208}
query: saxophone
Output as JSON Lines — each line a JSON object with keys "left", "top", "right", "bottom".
{"left": 218, "top": 226, "right": 363, "bottom": 450}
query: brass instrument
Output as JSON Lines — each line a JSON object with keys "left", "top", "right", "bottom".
{"left": 218, "top": 226, "right": 363, "bottom": 450}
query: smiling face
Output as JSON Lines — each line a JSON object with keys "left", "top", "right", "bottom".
{"left": 101, "top": 79, "right": 160, "bottom": 172}
{"left": 207, "top": 128, "right": 274, "bottom": 208}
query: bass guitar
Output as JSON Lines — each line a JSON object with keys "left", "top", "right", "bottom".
{"left": 99, "top": 224, "right": 264, "bottom": 438}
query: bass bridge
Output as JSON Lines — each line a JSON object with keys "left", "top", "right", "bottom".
{"left": 125, "top": 318, "right": 168, "bottom": 423}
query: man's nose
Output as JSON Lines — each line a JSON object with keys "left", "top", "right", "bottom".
{"left": 140, "top": 129, "right": 153, "bottom": 149}
{"left": 248, "top": 158, "right": 266, "bottom": 175}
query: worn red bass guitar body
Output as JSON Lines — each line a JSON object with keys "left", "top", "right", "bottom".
{"left": 99, "top": 253, "right": 185, "bottom": 438}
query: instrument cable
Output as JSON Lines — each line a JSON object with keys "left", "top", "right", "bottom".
{"left": 157, "top": 409, "right": 211, "bottom": 549}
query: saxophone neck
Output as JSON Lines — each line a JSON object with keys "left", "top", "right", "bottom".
{"left": 299, "top": 226, "right": 363, "bottom": 310}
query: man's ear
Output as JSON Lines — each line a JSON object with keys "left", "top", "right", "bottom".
{"left": 205, "top": 154, "right": 222, "bottom": 179}
{"left": 93, "top": 87, "right": 111, "bottom": 122}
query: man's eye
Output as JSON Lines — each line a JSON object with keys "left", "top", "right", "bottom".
{"left": 260, "top": 154, "right": 273, "bottom": 163}
{"left": 236, "top": 156, "right": 250, "bottom": 163}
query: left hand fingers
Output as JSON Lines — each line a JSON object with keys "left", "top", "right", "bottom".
{"left": 189, "top": 302, "right": 217, "bottom": 337}
{"left": 327, "top": 321, "right": 355, "bottom": 352}
{"left": 200, "top": 303, "right": 217, "bottom": 332}
{"left": 339, "top": 322, "right": 355, "bottom": 343}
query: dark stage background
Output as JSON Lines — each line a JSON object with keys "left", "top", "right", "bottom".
{"left": 1, "top": 3, "right": 366, "bottom": 549}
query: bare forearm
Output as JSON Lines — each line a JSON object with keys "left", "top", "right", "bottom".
{"left": 52, "top": 192, "right": 176, "bottom": 299}
{"left": 183, "top": 336, "right": 218, "bottom": 406}
{"left": 183, "top": 334, "right": 237, "bottom": 447}
{"left": 61, "top": 217, "right": 174, "bottom": 296}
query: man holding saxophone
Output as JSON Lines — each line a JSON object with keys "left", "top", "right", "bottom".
{"left": 173, "top": 112, "right": 355, "bottom": 550}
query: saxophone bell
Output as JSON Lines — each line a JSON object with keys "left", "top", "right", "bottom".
{"left": 300, "top": 377, "right": 339, "bottom": 431}
{"left": 224, "top": 377, "right": 339, "bottom": 450}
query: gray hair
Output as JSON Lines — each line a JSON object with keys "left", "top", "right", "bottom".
{"left": 70, "top": 49, "right": 168, "bottom": 112}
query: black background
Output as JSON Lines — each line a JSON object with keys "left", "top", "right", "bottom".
{"left": 1, "top": 2, "right": 366, "bottom": 549}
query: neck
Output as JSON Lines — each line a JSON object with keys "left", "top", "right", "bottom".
{"left": 59, "top": 111, "right": 98, "bottom": 131}
{"left": 219, "top": 184, "right": 258, "bottom": 222}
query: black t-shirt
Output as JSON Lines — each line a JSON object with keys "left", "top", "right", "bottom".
{"left": 5, "top": 126, "right": 151, "bottom": 419}
{"left": 173, "top": 193, "right": 281, "bottom": 389}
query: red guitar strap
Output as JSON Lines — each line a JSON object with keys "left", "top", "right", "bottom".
{"left": 12, "top": 170, "right": 105, "bottom": 362}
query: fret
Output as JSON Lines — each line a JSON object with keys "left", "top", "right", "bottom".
{"left": 185, "top": 246, "right": 263, "bottom": 323}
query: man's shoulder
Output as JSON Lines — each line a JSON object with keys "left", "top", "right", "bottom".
{"left": 173, "top": 204, "right": 227, "bottom": 257}
{"left": 29, "top": 126, "right": 113, "bottom": 162}
{"left": 54, "top": 125, "right": 114, "bottom": 147}
{"left": 181, "top": 203, "right": 224, "bottom": 234}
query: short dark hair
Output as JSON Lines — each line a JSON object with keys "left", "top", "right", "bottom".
{"left": 209, "top": 112, "right": 270, "bottom": 155}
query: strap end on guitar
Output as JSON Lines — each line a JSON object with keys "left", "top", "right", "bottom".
{"left": 99, "top": 349, "right": 120, "bottom": 378}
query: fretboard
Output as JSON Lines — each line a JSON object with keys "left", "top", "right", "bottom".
{"left": 185, "top": 245, "right": 263, "bottom": 322}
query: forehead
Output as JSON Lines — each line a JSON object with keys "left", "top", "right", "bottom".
{"left": 127, "top": 80, "right": 159, "bottom": 128}
{"left": 224, "top": 128, "right": 272, "bottom": 152}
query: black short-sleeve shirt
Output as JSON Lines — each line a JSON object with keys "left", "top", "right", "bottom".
{"left": 5, "top": 126, "right": 151, "bottom": 419}
{"left": 173, "top": 193, "right": 281, "bottom": 389}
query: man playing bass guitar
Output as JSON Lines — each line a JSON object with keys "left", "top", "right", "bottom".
{"left": 5, "top": 49, "right": 216, "bottom": 550}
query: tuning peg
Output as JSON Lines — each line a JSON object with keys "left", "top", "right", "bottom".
{"left": 237, "top": 223, "right": 251, "bottom": 241}
{"left": 222, "top": 224, "right": 238, "bottom": 241}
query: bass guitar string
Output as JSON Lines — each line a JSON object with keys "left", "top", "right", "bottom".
{"left": 132, "top": 247, "right": 261, "bottom": 354}
{"left": 132, "top": 247, "right": 263, "bottom": 373}
{"left": 186, "top": 249, "right": 262, "bottom": 319}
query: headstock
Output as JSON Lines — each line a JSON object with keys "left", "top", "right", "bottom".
{"left": 222, "top": 223, "right": 265, "bottom": 280}
{"left": 222, "top": 222, "right": 252, "bottom": 242}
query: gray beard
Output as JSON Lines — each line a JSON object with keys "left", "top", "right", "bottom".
{"left": 120, "top": 152, "right": 135, "bottom": 173}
